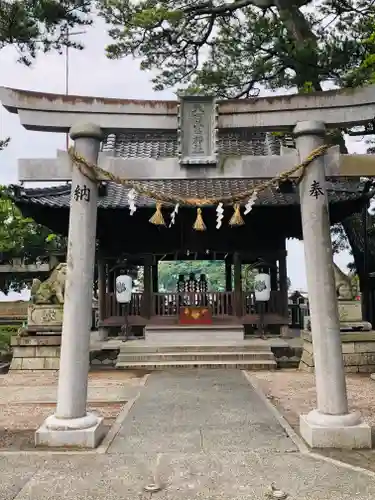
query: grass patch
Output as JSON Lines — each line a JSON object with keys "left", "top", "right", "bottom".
{"left": 0, "top": 325, "right": 19, "bottom": 351}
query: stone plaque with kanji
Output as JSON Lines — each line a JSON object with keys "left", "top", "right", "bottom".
{"left": 178, "top": 95, "right": 217, "bottom": 166}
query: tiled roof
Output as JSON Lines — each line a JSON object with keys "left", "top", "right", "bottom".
{"left": 11, "top": 178, "right": 365, "bottom": 209}
{"left": 101, "top": 130, "right": 295, "bottom": 158}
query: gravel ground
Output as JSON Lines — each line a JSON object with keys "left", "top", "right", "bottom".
{"left": 250, "top": 369, "right": 375, "bottom": 472}
{"left": 0, "top": 369, "right": 147, "bottom": 450}
{"left": 250, "top": 369, "right": 375, "bottom": 428}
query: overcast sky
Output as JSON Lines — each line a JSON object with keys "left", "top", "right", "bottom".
{"left": 0, "top": 18, "right": 366, "bottom": 300}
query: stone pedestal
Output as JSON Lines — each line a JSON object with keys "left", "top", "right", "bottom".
{"left": 299, "top": 331, "right": 375, "bottom": 373}
{"left": 10, "top": 334, "right": 61, "bottom": 371}
{"left": 97, "top": 327, "right": 109, "bottom": 341}
{"left": 35, "top": 413, "right": 105, "bottom": 448}
{"left": 295, "top": 121, "right": 371, "bottom": 449}
{"left": 338, "top": 300, "right": 372, "bottom": 332}
{"left": 280, "top": 325, "right": 290, "bottom": 338}
{"left": 27, "top": 304, "right": 64, "bottom": 332}
{"left": 300, "top": 411, "right": 371, "bottom": 449}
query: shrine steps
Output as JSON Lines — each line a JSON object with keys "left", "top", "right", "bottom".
{"left": 115, "top": 343, "right": 277, "bottom": 370}
{"left": 144, "top": 324, "right": 245, "bottom": 344}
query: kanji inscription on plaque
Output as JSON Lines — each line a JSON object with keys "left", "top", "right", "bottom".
{"left": 178, "top": 95, "right": 217, "bottom": 166}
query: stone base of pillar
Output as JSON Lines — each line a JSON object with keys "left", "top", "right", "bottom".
{"left": 97, "top": 327, "right": 109, "bottom": 341}
{"left": 35, "top": 412, "right": 105, "bottom": 449}
{"left": 300, "top": 409, "right": 371, "bottom": 449}
{"left": 279, "top": 325, "right": 290, "bottom": 338}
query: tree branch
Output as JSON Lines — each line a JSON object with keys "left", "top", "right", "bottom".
{"left": 183, "top": 0, "right": 310, "bottom": 15}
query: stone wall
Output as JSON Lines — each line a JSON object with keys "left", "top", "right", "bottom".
{"left": 0, "top": 300, "right": 27, "bottom": 325}
{"left": 10, "top": 335, "right": 121, "bottom": 371}
{"left": 90, "top": 349, "right": 119, "bottom": 367}
{"left": 299, "top": 331, "right": 375, "bottom": 373}
{"left": 10, "top": 334, "right": 61, "bottom": 371}
{"left": 0, "top": 301, "right": 28, "bottom": 318}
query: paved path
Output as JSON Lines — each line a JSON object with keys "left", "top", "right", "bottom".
{"left": 2, "top": 369, "right": 375, "bottom": 499}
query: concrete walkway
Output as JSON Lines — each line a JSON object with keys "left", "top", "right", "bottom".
{"left": 2, "top": 369, "right": 375, "bottom": 499}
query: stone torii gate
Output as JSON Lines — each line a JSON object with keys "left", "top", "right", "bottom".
{"left": 2, "top": 86, "right": 375, "bottom": 449}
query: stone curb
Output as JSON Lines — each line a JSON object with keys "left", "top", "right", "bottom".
{"left": 95, "top": 394, "right": 140, "bottom": 454}
{"left": 242, "top": 371, "right": 375, "bottom": 479}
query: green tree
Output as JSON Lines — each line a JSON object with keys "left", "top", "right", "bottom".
{"left": 0, "top": 138, "right": 10, "bottom": 151}
{"left": 0, "top": 0, "right": 93, "bottom": 65}
{"left": 158, "top": 260, "right": 291, "bottom": 291}
{"left": 0, "top": 187, "right": 67, "bottom": 293}
{"left": 158, "top": 261, "right": 227, "bottom": 291}
{"left": 99, "top": 0, "right": 375, "bottom": 290}
{"left": 99, "top": 0, "right": 374, "bottom": 95}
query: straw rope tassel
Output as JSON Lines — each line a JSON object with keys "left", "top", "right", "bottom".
{"left": 193, "top": 208, "right": 206, "bottom": 231}
{"left": 149, "top": 202, "right": 165, "bottom": 226}
{"left": 229, "top": 203, "right": 245, "bottom": 227}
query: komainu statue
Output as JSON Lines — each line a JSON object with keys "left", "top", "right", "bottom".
{"left": 30, "top": 263, "right": 67, "bottom": 304}
{"left": 333, "top": 262, "right": 356, "bottom": 301}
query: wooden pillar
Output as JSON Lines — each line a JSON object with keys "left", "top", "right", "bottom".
{"left": 142, "top": 255, "right": 152, "bottom": 318}
{"left": 97, "top": 256, "right": 108, "bottom": 341}
{"left": 225, "top": 258, "right": 232, "bottom": 291}
{"left": 97, "top": 257, "right": 106, "bottom": 322}
{"left": 233, "top": 252, "right": 242, "bottom": 317}
{"left": 152, "top": 262, "right": 159, "bottom": 293}
{"left": 270, "top": 260, "right": 278, "bottom": 290}
{"left": 278, "top": 248, "right": 289, "bottom": 318}
{"left": 108, "top": 260, "right": 115, "bottom": 293}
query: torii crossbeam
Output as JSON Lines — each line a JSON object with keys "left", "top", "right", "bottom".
{"left": 1, "top": 86, "right": 375, "bottom": 451}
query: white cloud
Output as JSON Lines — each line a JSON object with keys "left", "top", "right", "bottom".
{"left": 0, "top": 17, "right": 364, "bottom": 297}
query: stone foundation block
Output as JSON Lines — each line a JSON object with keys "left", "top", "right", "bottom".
{"left": 12, "top": 346, "right": 36, "bottom": 358}
{"left": 299, "top": 331, "right": 375, "bottom": 373}
{"left": 35, "top": 418, "right": 105, "bottom": 449}
{"left": 10, "top": 334, "right": 62, "bottom": 371}
{"left": 358, "top": 364, "right": 375, "bottom": 373}
{"left": 300, "top": 414, "right": 372, "bottom": 449}
{"left": 280, "top": 325, "right": 290, "bottom": 338}
{"left": 35, "top": 346, "right": 60, "bottom": 357}
{"left": 10, "top": 358, "right": 23, "bottom": 370}
{"left": 11, "top": 335, "right": 61, "bottom": 346}
{"left": 21, "top": 358, "right": 45, "bottom": 370}
{"left": 43, "top": 358, "right": 60, "bottom": 370}
{"left": 354, "top": 342, "right": 375, "bottom": 353}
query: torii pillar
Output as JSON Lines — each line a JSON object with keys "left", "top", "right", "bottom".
{"left": 35, "top": 123, "right": 105, "bottom": 448}
{"left": 295, "top": 121, "right": 371, "bottom": 448}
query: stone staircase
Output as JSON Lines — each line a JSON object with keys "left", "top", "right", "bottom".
{"left": 144, "top": 324, "right": 245, "bottom": 344}
{"left": 115, "top": 342, "right": 277, "bottom": 370}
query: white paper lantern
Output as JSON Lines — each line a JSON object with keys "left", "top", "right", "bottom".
{"left": 254, "top": 273, "right": 271, "bottom": 301}
{"left": 115, "top": 275, "right": 133, "bottom": 303}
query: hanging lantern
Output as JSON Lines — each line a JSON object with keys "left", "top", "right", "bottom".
{"left": 254, "top": 273, "right": 271, "bottom": 302}
{"left": 115, "top": 274, "right": 133, "bottom": 303}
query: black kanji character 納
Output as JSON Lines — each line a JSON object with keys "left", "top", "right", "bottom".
{"left": 73, "top": 184, "right": 91, "bottom": 202}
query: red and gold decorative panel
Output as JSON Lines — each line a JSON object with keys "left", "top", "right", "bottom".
{"left": 179, "top": 307, "right": 212, "bottom": 325}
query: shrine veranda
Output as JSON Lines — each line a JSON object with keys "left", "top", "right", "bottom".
{"left": 2, "top": 85, "right": 375, "bottom": 449}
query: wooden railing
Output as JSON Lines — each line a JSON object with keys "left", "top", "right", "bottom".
{"left": 104, "top": 290, "right": 287, "bottom": 319}
{"left": 153, "top": 292, "right": 234, "bottom": 318}
{"left": 242, "top": 291, "right": 286, "bottom": 317}
{"left": 105, "top": 292, "right": 143, "bottom": 317}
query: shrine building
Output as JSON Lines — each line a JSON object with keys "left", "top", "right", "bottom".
{"left": 3, "top": 89, "right": 368, "bottom": 339}
{"left": 4, "top": 85, "right": 375, "bottom": 451}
